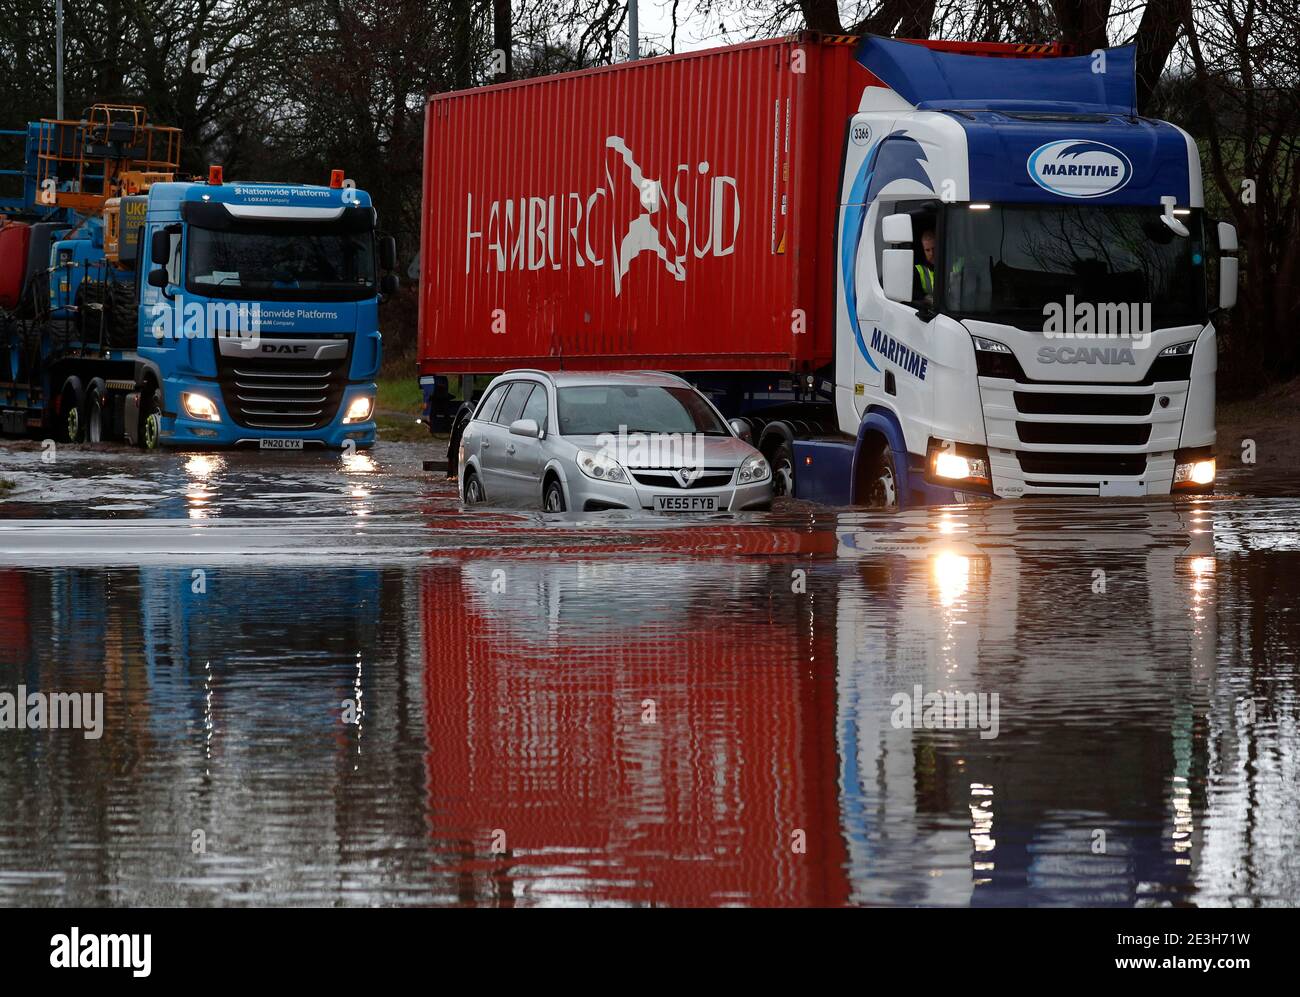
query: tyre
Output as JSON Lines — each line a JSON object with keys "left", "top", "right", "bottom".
{"left": 543, "top": 477, "right": 566, "bottom": 512}
{"left": 868, "top": 446, "right": 900, "bottom": 511}
{"left": 770, "top": 439, "right": 795, "bottom": 498}
{"left": 58, "top": 378, "right": 85, "bottom": 443}
{"left": 83, "top": 379, "right": 107, "bottom": 444}
{"left": 108, "top": 283, "right": 137, "bottom": 348}
{"left": 140, "top": 386, "right": 163, "bottom": 451}
{"left": 462, "top": 469, "right": 485, "bottom": 504}
{"left": 445, "top": 409, "right": 471, "bottom": 479}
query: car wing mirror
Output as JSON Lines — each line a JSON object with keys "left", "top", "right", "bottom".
{"left": 509, "top": 418, "right": 540, "bottom": 438}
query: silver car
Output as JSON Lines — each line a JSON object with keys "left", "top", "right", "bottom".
{"left": 458, "top": 370, "right": 773, "bottom": 513}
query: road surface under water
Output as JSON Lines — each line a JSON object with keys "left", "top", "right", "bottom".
{"left": 0, "top": 440, "right": 1297, "bottom": 906}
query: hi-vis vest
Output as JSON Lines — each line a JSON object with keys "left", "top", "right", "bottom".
{"left": 915, "top": 263, "right": 934, "bottom": 294}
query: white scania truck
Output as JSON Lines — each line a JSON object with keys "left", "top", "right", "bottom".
{"left": 418, "top": 33, "right": 1238, "bottom": 508}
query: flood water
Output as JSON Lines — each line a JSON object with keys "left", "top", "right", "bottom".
{"left": 1, "top": 441, "right": 1298, "bottom": 906}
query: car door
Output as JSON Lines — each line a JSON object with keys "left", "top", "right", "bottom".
{"left": 471, "top": 382, "right": 511, "bottom": 498}
{"left": 505, "top": 382, "right": 550, "bottom": 505}
{"left": 490, "top": 380, "right": 536, "bottom": 502}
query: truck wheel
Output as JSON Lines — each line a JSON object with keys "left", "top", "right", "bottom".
{"left": 463, "top": 470, "right": 486, "bottom": 504}
{"left": 446, "top": 410, "right": 471, "bottom": 480}
{"left": 869, "top": 448, "right": 900, "bottom": 511}
{"left": 771, "top": 440, "right": 795, "bottom": 498}
{"left": 141, "top": 387, "right": 163, "bottom": 451}
{"left": 57, "top": 378, "right": 85, "bottom": 443}
{"left": 543, "top": 478, "right": 566, "bottom": 512}
{"left": 83, "top": 379, "right": 107, "bottom": 444}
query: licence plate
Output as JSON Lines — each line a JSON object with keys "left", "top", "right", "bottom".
{"left": 1099, "top": 479, "right": 1145, "bottom": 497}
{"left": 259, "top": 439, "right": 303, "bottom": 450}
{"left": 654, "top": 495, "right": 717, "bottom": 513}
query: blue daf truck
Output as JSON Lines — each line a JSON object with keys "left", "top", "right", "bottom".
{"left": 0, "top": 105, "right": 396, "bottom": 449}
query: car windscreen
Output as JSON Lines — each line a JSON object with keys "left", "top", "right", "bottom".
{"left": 186, "top": 220, "right": 377, "bottom": 302}
{"left": 556, "top": 385, "right": 729, "bottom": 436}
{"left": 941, "top": 204, "right": 1207, "bottom": 329}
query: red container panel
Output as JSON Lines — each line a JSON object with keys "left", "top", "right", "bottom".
{"left": 0, "top": 223, "right": 31, "bottom": 310}
{"left": 418, "top": 38, "right": 864, "bottom": 376}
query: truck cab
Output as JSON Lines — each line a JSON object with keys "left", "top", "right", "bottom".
{"left": 134, "top": 175, "right": 391, "bottom": 449}
{"left": 833, "top": 39, "right": 1235, "bottom": 506}
{"left": 2, "top": 105, "right": 392, "bottom": 450}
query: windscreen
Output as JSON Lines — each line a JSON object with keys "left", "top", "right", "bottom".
{"left": 941, "top": 204, "right": 1207, "bottom": 329}
{"left": 556, "top": 385, "right": 729, "bottom": 436}
{"left": 186, "top": 220, "right": 376, "bottom": 302}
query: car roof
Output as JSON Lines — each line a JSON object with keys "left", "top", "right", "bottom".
{"left": 495, "top": 369, "right": 690, "bottom": 389}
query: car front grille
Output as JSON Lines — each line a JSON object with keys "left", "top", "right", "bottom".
{"left": 632, "top": 469, "right": 735, "bottom": 489}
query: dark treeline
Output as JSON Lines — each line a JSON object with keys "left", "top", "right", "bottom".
{"left": 0, "top": 1, "right": 1292, "bottom": 390}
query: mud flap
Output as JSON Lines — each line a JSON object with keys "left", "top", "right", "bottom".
{"left": 123, "top": 390, "right": 141, "bottom": 446}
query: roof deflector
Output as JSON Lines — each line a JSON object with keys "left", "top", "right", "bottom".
{"left": 854, "top": 35, "right": 1138, "bottom": 117}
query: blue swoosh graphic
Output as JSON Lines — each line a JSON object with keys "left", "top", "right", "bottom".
{"left": 840, "top": 133, "right": 932, "bottom": 373}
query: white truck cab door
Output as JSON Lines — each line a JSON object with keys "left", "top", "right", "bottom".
{"left": 849, "top": 202, "right": 885, "bottom": 421}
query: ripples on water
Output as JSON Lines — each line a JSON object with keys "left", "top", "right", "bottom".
{"left": 0, "top": 446, "right": 1298, "bottom": 905}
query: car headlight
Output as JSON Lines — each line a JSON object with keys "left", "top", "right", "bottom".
{"left": 576, "top": 449, "right": 628, "bottom": 483}
{"left": 181, "top": 391, "right": 221, "bottom": 422}
{"left": 738, "top": 454, "right": 770, "bottom": 483}
{"left": 343, "top": 395, "right": 373, "bottom": 424}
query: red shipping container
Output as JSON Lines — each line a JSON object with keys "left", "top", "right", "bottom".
{"left": 418, "top": 36, "right": 871, "bottom": 376}
{"left": 0, "top": 222, "right": 31, "bottom": 310}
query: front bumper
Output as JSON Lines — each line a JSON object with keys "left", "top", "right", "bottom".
{"left": 158, "top": 379, "right": 377, "bottom": 449}
{"left": 976, "top": 375, "right": 1204, "bottom": 498}
{"left": 564, "top": 472, "right": 773, "bottom": 512}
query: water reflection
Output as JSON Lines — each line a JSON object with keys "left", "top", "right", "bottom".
{"left": 1, "top": 498, "right": 1299, "bottom": 905}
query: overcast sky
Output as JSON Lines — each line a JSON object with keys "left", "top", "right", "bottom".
{"left": 632, "top": 0, "right": 774, "bottom": 54}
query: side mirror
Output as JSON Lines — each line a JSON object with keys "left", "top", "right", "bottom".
{"left": 380, "top": 272, "right": 399, "bottom": 296}
{"left": 1219, "top": 257, "right": 1238, "bottom": 310}
{"left": 728, "top": 418, "right": 752, "bottom": 443}
{"left": 882, "top": 249, "right": 914, "bottom": 303}
{"left": 509, "top": 418, "right": 540, "bottom": 439}
{"left": 1217, "top": 221, "right": 1239, "bottom": 253}
{"left": 379, "top": 235, "right": 398, "bottom": 271}
{"left": 151, "top": 229, "right": 170, "bottom": 265}
{"left": 147, "top": 268, "right": 170, "bottom": 289}
{"left": 1217, "top": 222, "right": 1239, "bottom": 310}
{"left": 882, "top": 213, "right": 913, "bottom": 244}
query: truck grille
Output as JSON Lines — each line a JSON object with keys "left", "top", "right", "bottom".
{"left": 1016, "top": 421, "right": 1151, "bottom": 446}
{"left": 1017, "top": 451, "right": 1148, "bottom": 477}
{"left": 216, "top": 355, "right": 347, "bottom": 430}
{"left": 1013, "top": 391, "right": 1154, "bottom": 416}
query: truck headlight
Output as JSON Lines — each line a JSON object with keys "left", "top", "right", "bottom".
{"left": 576, "top": 449, "right": 628, "bottom": 483}
{"left": 181, "top": 392, "right": 221, "bottom": 422}
{"left": 927, "top": 438, "right": 991, "bottom": 486}
{"left": 343, "top": 395, "right": 373, "bottom": 423}
{"left": 738, "top": 454, "right": 770, "bottom": 483}
{"left": 1173, "top": 446, "right": 1215, "bottom": 489}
